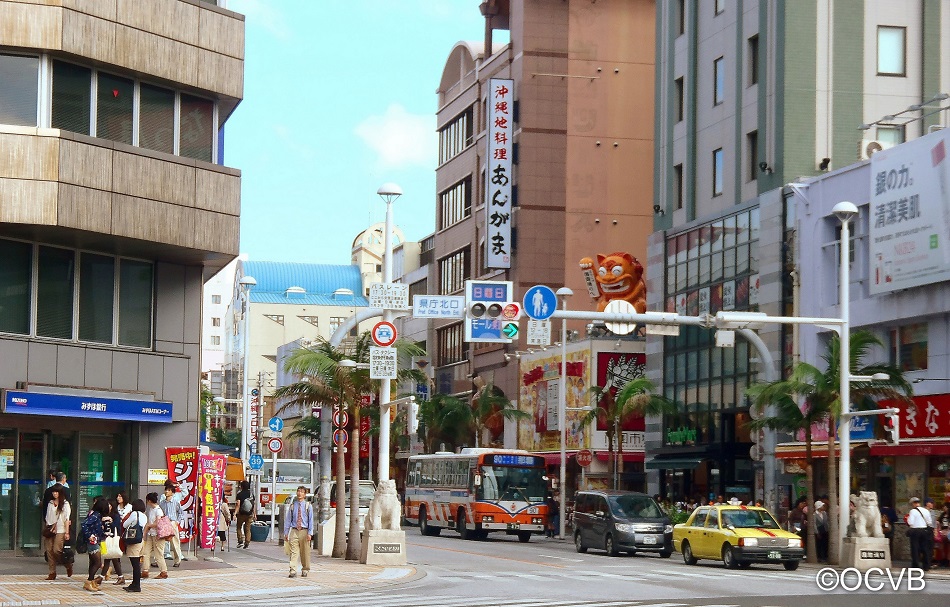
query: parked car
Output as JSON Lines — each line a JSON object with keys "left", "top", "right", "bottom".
{"left": 672, "top": 504, "right": 804, "bottom": 570}
{"left": 572, "top": 490, "right": 673, "bottom": 557}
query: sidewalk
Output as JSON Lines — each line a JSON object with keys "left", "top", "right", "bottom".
{"left": 0, "top": 539, "right": 418, "bottom": 607}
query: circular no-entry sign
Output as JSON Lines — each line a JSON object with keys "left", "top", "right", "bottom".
{"left": 371, "top": 321, "right": 397, "bottom": 347}
{"left": 267, "top": 437, "right": 283, "bottom": 453}
{"left": 576, "top": 449, "right": 593, "bottom": 467}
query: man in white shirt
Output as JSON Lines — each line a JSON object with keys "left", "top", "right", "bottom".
{"left": 906, "top": 497, "right": 933, "bottom": 570}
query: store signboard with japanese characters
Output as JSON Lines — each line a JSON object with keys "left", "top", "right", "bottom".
{"left": 485, "top": 78, "right": 514, "bottom": 269}
{"left": 868, "top": 129, "right": 950, "bottom": 294}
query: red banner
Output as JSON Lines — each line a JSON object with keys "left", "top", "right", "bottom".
{"left": 359, "top": 415, "right": 371, "bottom": 457}
{"left": 197, "top": 454, "right": 227, "bottom": 550}
{"left": 879, "top": 393, "right": 950, "bottom": 439}
{"left": 164, "top": 447, "right": 198, "bottom": 543}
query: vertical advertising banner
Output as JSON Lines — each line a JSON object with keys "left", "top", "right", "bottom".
{"left": 197, "top": 454, "right": 227, "bottom": 549}
{"left": 164, "top": 447, "right": 198, "bottom": 543}
{"left": 485, "top": 78, "right": 514, "bottom": 269}
{"left": 869, "top": 129, "right": 950, "bottom": 294}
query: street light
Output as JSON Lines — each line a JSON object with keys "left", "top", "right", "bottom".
{"left": 238, "top": 275, "right": 256, "bottom": 465}
{"left": 556, "top": 286, "right": 573, "bottom": 540}
{"left": 377, "top": 182, "right": 401, "bottom": 483}
{"left": 832, "top": 200, "right": 858, "bottom": 564}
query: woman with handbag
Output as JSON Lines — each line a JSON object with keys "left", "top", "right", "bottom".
{"left": 43, "top": 484, "right": 72, "bottom": 580}
{"left": 80, "top": 498, "right": 107, "bottom": 591}
{"left": 142, "top": 492, "right": 169, "bottom": 580}
{"left": 99, "top": 499, "right": 125, "bottom": 585}
{"left": 122, "top": 499, "right": 147, "bottom": 592}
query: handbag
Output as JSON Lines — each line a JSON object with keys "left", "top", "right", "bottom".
{"left": 42, "top": 524, "right": 57, "bottom": 538}
{"left": 60, "top": 542, "right": 75, "bottom": 565}
{"left": 102, "top": 535, "right": 123, "bottom": 559}
{"left": 125, "top": 522, "right": 144, "bottom": 545}
{"left": 156, "top": 515, "right": 175, "bottom": 540}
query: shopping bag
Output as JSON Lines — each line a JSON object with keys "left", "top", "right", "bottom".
{"left": 156, "top": 515, "right": 175, "bottom": 540}
{"left": 103, "top": 535, "right": 123, "bottom": 559}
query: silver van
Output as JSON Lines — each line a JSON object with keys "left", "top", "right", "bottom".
{"left": 572, "top": 490, "right": 673, "bottom": 557}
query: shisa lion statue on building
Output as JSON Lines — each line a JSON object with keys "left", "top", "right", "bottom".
{"left": 579, "top": 252, "right": 647, "bottom": 313}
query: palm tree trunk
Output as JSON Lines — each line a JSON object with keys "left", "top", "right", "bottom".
{"left": 805, "top": 435, "right": 818, "bottom": 564}
{"left": 607, "top": 428, "right": 615, "bottom": 490}
{"left": 826, "top": 418, "right": 839, "bottom": 565}
{"left": 332, "top": 407, "right": 347, "bottom": 559}
{"left": 346, "top": 405, "right": 362, "bottom": 560}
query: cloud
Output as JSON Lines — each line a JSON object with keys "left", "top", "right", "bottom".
{"left": 227, "top": 0, "right": 291, "bottom": 41}
{"left": 354, "top": 104, "right": 436, "bottom": 170}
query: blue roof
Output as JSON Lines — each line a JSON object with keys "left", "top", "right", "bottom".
{"left": 241, "top": 261, "right": 369, "bottom": 308}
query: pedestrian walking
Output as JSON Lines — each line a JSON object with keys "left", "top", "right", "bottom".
{"left": 80, "top": 498, "right": 106, "bottom": 592}
{"left": 907, "top": 496, "right": 934, "bottom": 570}
{"left": 937, "top": 503, "right": 950, "bottom": 567}
{"left": 545, "top": 494, "right": 559, "bottom": 538}
{"left": 283, "top": 486, "right": 313, "bottom": 578}
{"left": 122, "top": 499, "right": 147, "bottom": 593}
{"left": 234, "top": 480, "right": 255, "bottom": 549}
{"left": 814, "top": 500, "right": 829, "bottom": 562}
{"left": 142, "top": 492, "right": 169, "bottom": 579}
{"left": 159, "top": 480, "right": 185, "bottom": 567}
{"left": 217, "top": 495, "right": 232, "bottom": 546}
{"left": 100, "top": 498, "right": 125, "bottom": 585}
{"left": 43, "top": 484, "right": 72, "bottom": 580}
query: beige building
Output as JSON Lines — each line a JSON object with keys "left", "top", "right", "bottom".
{"left": 0, "top": 0, "right": 243, "bottom": 552}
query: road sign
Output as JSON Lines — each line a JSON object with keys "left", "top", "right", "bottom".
{"left": 260, "top": 493, "right": 272, "bottom": 504}
{"left": 370, "top": 283, "right": 410, "bottom": 310}
{"left": 267, "top": 437, "right": 283, "bottom": 453}
{"left": 604, "top": 299, "right": 637, "bottom": 335}
{"left": 268, "top": 417, "right": 284, "bottom": 432}
{"left": 576, "top": 449, "right": 593, "bottom": 467}
{"left": 333, "top": 429, "right": 349, "bottom": 447}
{"left": 523, "top": 285, "right": 558, "bottom": 320}
{"left": 749, "top": 444, "right": 763, "bottom": 462}
{"left": 465, "top": 280, "right": 514, "bottom": 343}
{"left": 248, "top": 454, "right": 264, "bottom": 470}
{"left": 527, "top": 320, "right": 551, "bottom": 346}
{"left": 371, "top": 321, "right": 397, "bottom": 347}
{"left": 412, "top": 294, "right": 465, "bottom": 319}
{"left": 502, "top": 302, "right": 521, "bottom": 320}
{"left": 261, "top": 430, "right": 282, "bottom": 438}
{"left": 370, "top": 346, "right": 397, "bottom": 379}
{"left": 502, "top": 321, "right": 519, "bottom": 339}
{"left": 333, "top": 410, "right": 349, "bottom": 428}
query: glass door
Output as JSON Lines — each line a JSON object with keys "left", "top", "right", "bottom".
{"left": 78, "top": 434, "right": 126, "bottom": 515}
{"left": 16, "top": 432, "right": 44, "bottom": 553}
{"left": 0, "top": 428, "right": 15, "bottom": 550}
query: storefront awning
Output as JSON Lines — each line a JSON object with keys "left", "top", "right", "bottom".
{"left": 869, "top": 440, "right": 950, "bottom": 457}
{"left": 535, "top": 451, "right": 577, "bottom": 466}
{"left": 595, "top": 451, "right": 645, "bottom": 463}
{"left": 644, "top": 457, "right": 703, "bottom": 470}
{"left": 775, "top": 443, "right": 842, "bottom": 460}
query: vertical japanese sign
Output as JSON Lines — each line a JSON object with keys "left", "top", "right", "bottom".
{"left": 486, "top": 78, "right": 514, "bottom": 269}
{"left": 197, "top": 454, "right": 227, "bottom": 549}
{"left": 869, "top": 129, "right": 950, "bottom": 294}
{"left": 164, "top": 447, "right": 198, "bottom": 543}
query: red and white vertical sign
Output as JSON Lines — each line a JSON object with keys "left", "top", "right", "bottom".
{"left": 485, "top": 78, "right": 514, "bottom": 269}
{"left": 359, "top": 415, "right": 371, "bottom": 458}
{"left": 164, "top": 447, "right": 198, "bottom": 543}
{"left": 197, "top": 454, "right": 226, "bottom": 550}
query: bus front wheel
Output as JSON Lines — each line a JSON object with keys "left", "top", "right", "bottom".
{"left": 517, "top": 531, "right": 532, "bottom": 543}
{"left": 457, "top": 509, "right": 471, "bottom": 540}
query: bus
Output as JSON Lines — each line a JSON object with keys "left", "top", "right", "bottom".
{"left": 404, "top": 449, "right": 548, "bottom": 542}
{"left": 256, "top": 458, "right": 314, "bottom": 518}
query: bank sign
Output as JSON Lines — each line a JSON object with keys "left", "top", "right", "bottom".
{"left": 2, "top": 390, "right": 173, "bottom": 423}
{"left": 869, "top": 129, "right": 950, "bottom": 294}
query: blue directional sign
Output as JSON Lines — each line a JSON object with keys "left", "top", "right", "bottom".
{"left": 268, "top": 416, "right": 284, "bottom": 432}
{"left": 2, "top": 390, "right": 172, "bottom": 423}
{"left": 523, "top": 285, "right": 558, "bottom": 321}
{"left": 248, "top": 453, "right": 265, "bottom": 470}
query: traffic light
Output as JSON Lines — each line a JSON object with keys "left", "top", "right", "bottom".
{"left": 468, "top": 300, "right": 504, "bottom": 319}
{"left": 883, "top": 410, "right": 899, "bottom": 445}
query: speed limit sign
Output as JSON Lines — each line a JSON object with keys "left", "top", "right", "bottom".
{"left": 267, "top": 437, "right": 283, "bottom": 453}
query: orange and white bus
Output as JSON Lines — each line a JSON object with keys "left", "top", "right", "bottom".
{"left": 404, "top": 449, "right": 548, "bottom": 542}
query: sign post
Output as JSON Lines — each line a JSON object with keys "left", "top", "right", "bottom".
{"left": 267, "top": 437, "right": 282, "bottom": 542}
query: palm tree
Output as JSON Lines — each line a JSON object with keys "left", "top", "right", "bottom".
{"left": 438, "top": 382, "right": 530, "bottom": 448}
{"left": 581, "top": 376, "right": 675, "bottom": 489}
{"left": 746, "top": 329, "right": 911, "bottom": 564}
{"left": 417, "top": 393, "right": 470, "bottom": 453}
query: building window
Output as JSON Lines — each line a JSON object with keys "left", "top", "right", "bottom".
{"left": 329, "top": 317, "right": 346, "bottom": 335}
{"left": 0, "top": 54, "right": 39, "bottom": 126}
{"left": 890, "top": 323, "right": 927, "bottom": 371}
{"left": 212, "top": 317, "right": 221, "bottom": 327}
{"left": 409, "top": 279, "right": 428, "bottom": 301}
{"left": 674, "top": 164, "right": 684, "bottom": 210}
{"left": 210, "top": 335, "right": 221, "bottom": 346}
{"left": 437, "top": 323, "right": 464, "bottom": 366}
{"left": 117, "top": 259, "right": 154, "bottom": 347}
{"left": 748, "top": 35, "right": 759, "bottom": 86}
{"left": 877, "top": 26, "right": 906, "bottom": 76}
{"left": 78, "top": 253, "right": 115, "bottom": 343}
{"left": 180, "top": 94, "right": 214, "bottom": 162}
{"left": 876, "top": 125, "right": 905, "bottom": 147}
{"left": 713, "top": 148, "right": 724, "bottom": 196}
{"left": 52, "top": 61, "right": 92, "bottom": 135}
{"left": 674, "top": 77, "right": 684, "bottom": 123}
{"left": 299, "top": 316, "right": 320, "bottom": 328}
{"left": 715, "top": 0, "right": 725, "bottom": 15}
{"left": 139, "top": 83, "right": 176, "bottom": 154}
{"left": 439, "top": 177, "right": 472, "bottom": 230}
{"left": 676, "top": 0, "right": 685, "bottom": 35}
{"left": 263, "top": 314, "right": 284, "bottom": 326}
{"left": 439, "top": 249, "right": 470, "bottom": 295}
{"left": 36, "top": 246, "right": 76, "bottom": 339}
{"left": 439, "top": 107, "right": 474, "bottom": 164}
{"left": 211, "top": 294, "right": 221, "bottom": 304}
{"left": 747, "top": 131, "right": 758, "bottom": 182}
{"left": 97, "top": 72, "right": 134, "bottom": 144}
{"left": 0, "top": 239, "right": 33, "bottom": 334}
{"left": 713, "top": 57, "right": 724, "bottom": 106}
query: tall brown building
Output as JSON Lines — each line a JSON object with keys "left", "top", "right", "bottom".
{"left": 429, "top": 1, "right": 656, "bottom": 412}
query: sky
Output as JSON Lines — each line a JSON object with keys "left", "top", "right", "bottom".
{"left": 225, "top": 0, "right": 506, "bottom": 266}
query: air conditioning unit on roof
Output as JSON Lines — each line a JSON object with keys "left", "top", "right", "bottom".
{"left": 858, "top": 139, "right": 892, "bottom": 160}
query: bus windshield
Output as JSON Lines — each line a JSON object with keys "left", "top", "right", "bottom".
{"left": 478, "top": 465, "right": 547, "bottom": 503}
{"left": 261, "top": 461, "right": 313, "bottom": 484}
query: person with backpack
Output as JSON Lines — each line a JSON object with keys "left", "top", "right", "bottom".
{"left": 234, "top": 480, "right": 255, "bottom": 549}
{"left": 142, "top": 492, "right": 169, "bottom": 579}
{"left": 121, "top": 499, "right": 147, "bottom": 592}
{"left": 81, "top": 498, "right": 107, "bottom": 592}
{"left": 159, "top": 480, "right": 185, "bottom": 567}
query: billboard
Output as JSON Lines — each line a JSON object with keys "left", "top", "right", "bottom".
{"left": 485, "top": 78, "right": 514, "bottom": 269}
{"left": 869, "top": 129, "right": 950, "bottom": 294}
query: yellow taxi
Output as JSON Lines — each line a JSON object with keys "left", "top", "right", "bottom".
{"left": 672, "top": 504, "right": 804, "bottom": 570}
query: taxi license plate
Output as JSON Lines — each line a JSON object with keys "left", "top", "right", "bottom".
{"left": 643, "top": 535, "right": 657, "bottom": 545}
{"left": 768, "top": 550, "right": 781, "bottom": 559}
{"left": 507, "top": 523, "right": 520, "bottom": 530}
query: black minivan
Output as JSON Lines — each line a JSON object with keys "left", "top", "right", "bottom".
{"left": 573, "top": 490, "right": 673, "bottom": 557}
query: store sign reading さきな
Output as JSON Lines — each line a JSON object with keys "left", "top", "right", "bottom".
{"left": 486, "top": 78, "right": 514, "bottom": 269}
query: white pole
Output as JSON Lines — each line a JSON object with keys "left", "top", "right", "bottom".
{"left": 270, "top": 449, "right": 277, "bottom": 541}
{"left": 240, "top": 282, "right": 253, "bottom": 465}
{"left": 557, "top": 287, "right": 572, "bottom": 540}
{"left": 837, "top": 210, "right": 852, "bottom": 563}
{"left": 379, "top": 197, "right": 393, "bottom": 483}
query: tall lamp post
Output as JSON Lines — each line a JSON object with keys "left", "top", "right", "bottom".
{"left": 376, "top": 182, "right": 401, "bottom": 483}
{"left": 556, "top": 286, "right": 572, "bottom": 540}
{"left": 238, "top": 275, "right": 256, "bottom": 465}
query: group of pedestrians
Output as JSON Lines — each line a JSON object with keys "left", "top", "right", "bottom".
{"left": 41, "top": 473, "right": 187, "bottom": 593}
{"left": 906, "top": 496, "right": 950, "bottom": 571}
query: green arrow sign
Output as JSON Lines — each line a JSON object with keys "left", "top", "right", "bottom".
{"left": 502, "top": 322, "right": 519, "bottom": 339}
